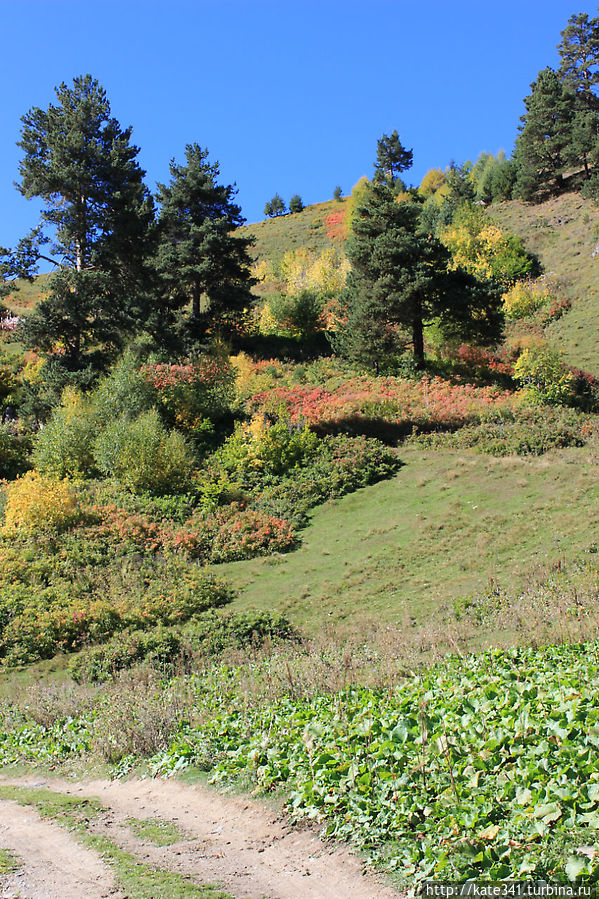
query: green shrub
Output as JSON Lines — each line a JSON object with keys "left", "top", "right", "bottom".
{"left": 92, "top": 353, "right": 155, "bottom": 425}
{"left": 414, "top": 407, "right": 591, "bottom": 456}
{"left": 33, "top": 389, "right": 97, "bottom": 477}
{"left": 70, "top": 627, "right": 189, "bottom": 683}
{"left": 0, "top": 540, "right": 235, "bottom": 666}
{"left": 255, "top": 435, "right": 402, "bottom": 527}
{"left": 513, "top": 348, "right": 575, "bottom": 405}
{"left": 266, "top": 290, "right": 324, "bottom": 339}
{"left": 70, "top": 610, "right": 297, "bottom": 682}
{"left": 93, "top": 409, "right": 194, "bottom": 493}
{"left": 214, "top": 417, "right": 320, "bottom": 487}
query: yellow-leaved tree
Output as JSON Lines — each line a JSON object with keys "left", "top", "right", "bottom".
{"left": 441, "top": 204, "right": 533, "bottom": 288}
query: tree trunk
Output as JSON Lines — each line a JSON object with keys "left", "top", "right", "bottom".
{"left": 412, "top": 318, "right": 425, "bottom": 370}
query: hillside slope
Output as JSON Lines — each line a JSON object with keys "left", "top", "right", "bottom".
{"left": 220, "top": 445, "right": 599, "bottom": 633}
{"left": 491, "top": 192, "right": 599, "bottom": 372}
{"left": 240, "top": 197, "right": 346, "bottom": 266}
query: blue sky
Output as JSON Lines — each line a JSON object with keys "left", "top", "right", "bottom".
{"left": 0, "top": 0, "right": 595, "bottom": 254}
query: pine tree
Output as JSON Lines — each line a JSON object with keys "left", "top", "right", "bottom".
{"left": 513, "top": 68, "right": 578, "bottom": 200}
{"left": 558, "top": 12, "right": 599, "bottom": 109}
{"left": 336, "top": 180, "right": 502, "bottom": 370}
{"left": 374, "top": 130, "right": 413, "bottom": 189}
{"left": 557, "top": 13, "right": 599, "bottom": 183}
{"left": 155, "top": 143, "right": 255, "bottom": 336}
{"left": 264, "top": 193, "right": 286, "bottom": 217}
{"left": 16, "top": 75, "right": 155, "bottom": 367}
{"left": 289, "top": 194, "right": 304, "bottom": 213}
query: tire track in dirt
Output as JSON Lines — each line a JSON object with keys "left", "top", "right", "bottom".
{"left": 0, "top": 798, "right": 120, "bottom": 899}
{"left": 0, "top": 776, "right": 403, "bottom": 899}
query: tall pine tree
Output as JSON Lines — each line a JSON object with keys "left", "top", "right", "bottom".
{"left": 336, "top": 178, "right": 502, "bottom": 370}
{"left": 373, "top": 130, "right": 413, "bottom": 190}
{"left": 513, "top": 68, "right": 578, "bottom": 200}
{"left": 17, "top": 75, "right": 156, "bottom": 367}
{"left": 558, "top": 12, "right": 599, "bottom": 109}
{"left": 155, "top": 144, "right": 255, "bottom": 339}
{"left": 558, "top": 12, "right": 599, "bottom": 186}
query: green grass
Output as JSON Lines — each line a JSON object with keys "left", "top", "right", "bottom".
{"left": 0, "top": 847, "right": 19, "bottom": 875}
{"left": 126, "top": 815, "right": 186, "bottom": 846}
{"left": 217, "top": 445, "right": 599, "bottom": 631}
{"left": 0, "top": 785, "right": 234, "bottom": 899}
{"left": 490, "top": 192, "right": 599, "bottom": 373}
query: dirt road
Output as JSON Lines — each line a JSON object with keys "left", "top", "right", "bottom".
{"left": 0, "top": 775, "right": 402, "bottom": 899}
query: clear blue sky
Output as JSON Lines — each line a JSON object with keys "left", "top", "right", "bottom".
{"left": 0, "top": 0, "right": 595, "bottom": 254}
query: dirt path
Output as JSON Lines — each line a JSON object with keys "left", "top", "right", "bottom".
{"left": 0, "top": 776, "right": 402, "bottom": 899}
{"left": 0, "top": 798, "right": 120, "bottom": 899}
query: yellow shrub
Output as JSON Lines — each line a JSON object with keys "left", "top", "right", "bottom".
{"left": 502, "top": 282, "right": 548, "bottom": 319}
{"left": 2, "top": 471, "right": 81, "bottom": 534}
{"left": 307, "top": 247, "right": 350, "bottom": 296}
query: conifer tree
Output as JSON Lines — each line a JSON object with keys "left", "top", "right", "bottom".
{"left": 155, "top": 143, "right": 254, "bottom": 335}
{"left": 336, "top": 179, "right": 502, "bottom": 370}
{"left": 264, "top": 193, "right": 286, "bottom": 217}
{"left": 513, "top": 68, "right": 578, "bottom": 200}
{"left": 558, "top": 12, "right": 599, "bottom": 110}
{"left": 16, "top": 75, "right": 155, "bottom": 368}
{"left": 557, "top": 12, "right": 599, "bottom": 184}
{"left": 373, "top": 130, "right": 413, "bottom": 189}
{"left": 289, "top": 194, "right": 304, "bottom": 213}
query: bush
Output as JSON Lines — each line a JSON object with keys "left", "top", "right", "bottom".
{"left": 93, "top": 409, "right": 194, "bottom": 493}
{"left": 502, "top": 281, "right": 549, "bottom": 320}
{"left": 513, "top": 347, "right": 575, "bottom": 405}
{"left": 264, "top": 290, "right": 325, "bottom": 339}
{"left": 70, "top": 610, "right": 297, "bottom": 682}
{"left": 0, "top": 546, "right": 235, "bottom": 666}
{"left": 33, "top": 388, "right": 97, "bottom": 477}
{"left": 141, "top": 356, "right": 235, "bottom": 433}
{"left": 92, "top": 353, "right": 155, "bottom": 425}
{"left": 214, "top": 417, "right": 320, "bottom": 487}
{"left": 255, "top": 435, "right": 402, "bottom": 527}
{"left": 413, "top": 407, "right": 591, "bottom": 456}
{"left": 2, "top": 471, "right": 81, "bottom": 534}
{"left": 164, "top": 504, "right": 296, "bottom": 562}
{"left": 70, "top": 627, "right": 189, "bottom": 683}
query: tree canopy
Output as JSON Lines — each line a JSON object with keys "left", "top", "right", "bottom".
{"left": 16, "top": 74, "right": 156, "bottom": 367}
{"left": 336, "top": 176, "right": 503, "bottom": 370}
{"left": 373, "top": 130, "right": 413, "bottom": 189}
{"left": 155, "top": 143, "right": 255, "bottom": 339}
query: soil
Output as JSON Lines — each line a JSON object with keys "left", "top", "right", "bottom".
{"left": 0, "top": 776, "right": 403, "bottom": 899}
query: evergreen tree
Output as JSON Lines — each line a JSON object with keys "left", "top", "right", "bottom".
{"left": 264, "top": 193, "right": 286, "bottom": 217}
{"left": 558, "top": 12, "right": 599, "bottom": 110}
{"left": 333, "top": 185, "right": 343, "bottom": 201}
{"left": 16, "top": 75, "right": 155, "bottom": 368}
{"left": 558, "top": 13, "right": 599, "bottom": 182}
{"left": 155, "top": 143, "right": 254, "bottom": 336}
{"left": 336, "top": 180, "right": 502, "bottom": 370}
{"left": 513, "top": 68, "right": 578, "bottom": 200}
{"left": 289, "top": 194, "right": 304, "bottom": 213}
{"left": 373, "top": 130, "right": 413, "bottom": 188}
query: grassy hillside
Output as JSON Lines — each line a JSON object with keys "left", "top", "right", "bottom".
{"left": 3, "top": 273, "right": 50, "bottom": 316}
{"left": 218, "top": 444, "right": 599, "bottom": 633}
{"left": 491, "top": 192, "right": 599, "bottom": 373}
{"left": 240, "top": 197, "right": 346, "bottom": 266}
